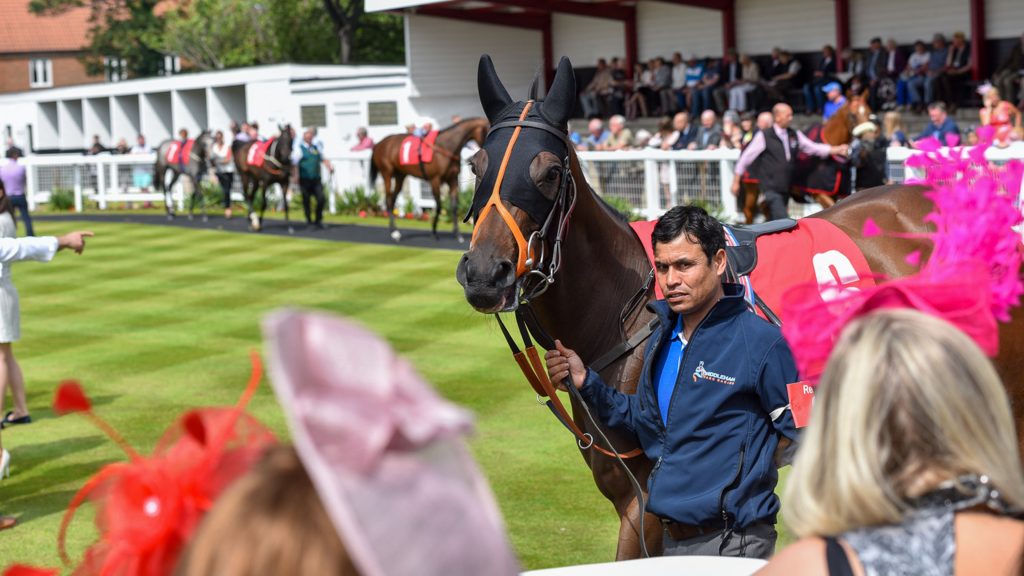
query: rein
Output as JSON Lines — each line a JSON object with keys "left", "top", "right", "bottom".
{"left": 472, "top": 101, "right": 648, "bottom": 460}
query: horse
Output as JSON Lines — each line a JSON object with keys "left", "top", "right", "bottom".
{"left": 739, "top": 97, "right": 871, "bottom": 224}
{"left": 456, "top": 55, "right": 1024, "bottom": 560}
{"left": 369, "top": 117, "right": 488, "bottom": 243}
{"left": 153, "top": 131, "right": 214, "bottom": 221}
{"left": 232, "top": 125, "right": 294, "bottom": 232}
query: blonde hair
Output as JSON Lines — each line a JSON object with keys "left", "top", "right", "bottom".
{"left": 882, "top": 111, "right": 905, "bottom": 139}
{"left": 783, "top": 309, "right": 1024, "bottom": 538}
{"left": 176, "top": 445, "right": 358, "bottom": 576}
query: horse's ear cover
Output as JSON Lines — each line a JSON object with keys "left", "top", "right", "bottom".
{"left": 539, "top": 57, "right": 576, "bottom": 128}
{"left": 478, "top": 55, "right": 513, "bottom": 123}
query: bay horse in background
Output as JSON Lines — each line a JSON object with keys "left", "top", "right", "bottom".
{"left": 370, "top": 117, "right": 488, "bottom": 242}
{"left": 739, "top": 97, "right": 871, "bottom": 223}
{"left": 457, "top": 55, "right": 1024, "bottom": 560}
{"left": 233, "top": 125, "right": 294, "bottom": 232}
{"left": 153, "top": 131, "right": 214, "bottom": 221}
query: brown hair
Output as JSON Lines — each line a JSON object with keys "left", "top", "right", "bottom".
{"left": 175, "top": 445, "right": 358, "bottom": 576}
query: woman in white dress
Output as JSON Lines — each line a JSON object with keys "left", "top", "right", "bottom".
{"left": 0, "top": 188, "right": 30, "bottom": 431}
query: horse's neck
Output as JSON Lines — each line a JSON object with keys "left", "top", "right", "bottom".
{"left": 436, "top": 123, "right": 478, "bottom": 152}
{"left": 530, "top": 159, "right": 651, "bottom": 365}
{"left": 822, "top": 107, "right": 851, "bottom": 144}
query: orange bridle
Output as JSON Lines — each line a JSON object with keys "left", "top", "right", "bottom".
{"left": 470, "top": 101, "right": 537, "bottom": 277}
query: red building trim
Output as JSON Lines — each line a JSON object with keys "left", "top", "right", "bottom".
{"left": 721, "top": 0, "right": 736, "bottom": 54}
{"left": 970, "top": 0, "right": 986, "bottom": 81}
{"left": 834, "top": 0, "right": 850, "bottom": 71}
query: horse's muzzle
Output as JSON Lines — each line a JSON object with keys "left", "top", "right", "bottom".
{"left": 457, "top": 253, "right": 517, "bottom": 312}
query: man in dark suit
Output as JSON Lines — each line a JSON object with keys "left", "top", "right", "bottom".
{"left": 690, "top": 110, "right": 723, "bottom": 150}
{"left": 940, "top": 32, "right": 971, "bottom": 111}
{"left": 713, "top": 50, "right": 742, "bottom": 112}
{"left": 865, "top": 37, "right": 888, "bottom": 110}
{"left": 671, "top": 111, "right": 699, "bottom": 150}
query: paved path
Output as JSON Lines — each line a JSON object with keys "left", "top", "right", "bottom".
{"left": 34, "top": 213, "right": 468, "bottom": 251}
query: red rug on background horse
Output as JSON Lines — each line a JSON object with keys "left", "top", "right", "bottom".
{"left": 629, "top": 218, "right": 876, "bottom": 319}
{"left": 246, "top": 138, "right": 276, "bottom": 167}
{"left": 165, "top": 140, "right": 195, "bottom": 165}
{"left": 399, "top": 131, "right": 439, "bottom": 166}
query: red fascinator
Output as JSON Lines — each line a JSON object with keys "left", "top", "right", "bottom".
{"left": 5, "top": 354, "right": 277, "bottom": 576}
{"left": 782, "top": 132, "right": 1024, "bottom": 381}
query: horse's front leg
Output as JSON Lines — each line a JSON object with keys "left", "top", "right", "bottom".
{"left": 429, "top": 176, "right": 443, "bottom": 240}
{"left": 448, "top": 171, "right": 464, "bottom": 243}
{"left": 283, "top": 179, "right": 294, "bottom": 234}
{"left": 165, "top": 171, "right": 179, "bottom": 220}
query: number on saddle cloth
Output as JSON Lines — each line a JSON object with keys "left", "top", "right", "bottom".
{"left": 246, "top": 139, "right": 274, "bottom": 167}
{"left": 399, "top": 132, "right": 439, "bottom": 166}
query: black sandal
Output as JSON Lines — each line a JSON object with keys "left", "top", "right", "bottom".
{"left": 2, "top": 412, "right": 31, "bottom": 426}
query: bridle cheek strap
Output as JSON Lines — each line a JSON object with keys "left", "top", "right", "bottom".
{"left": 470, "top": 101, "right": 535, "bottom": 277}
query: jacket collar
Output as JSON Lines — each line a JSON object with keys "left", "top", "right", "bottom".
{"left": 648, "top": 283, "right": 749, "bottom": 333}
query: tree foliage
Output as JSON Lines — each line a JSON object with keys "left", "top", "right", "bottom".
{"left": 30, "top": 0, "right": 403, "bottom": 76}
{"left": 30, "top": 0, "right": 166, "bottom": 77}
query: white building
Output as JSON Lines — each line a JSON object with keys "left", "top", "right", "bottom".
{"left": 0, "top": 64, "right": 416, "bottom": 156}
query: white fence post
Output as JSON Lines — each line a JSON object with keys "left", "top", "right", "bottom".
{"left": 97, "top": 157, "right": 107, "bottom": 210}
{"left": 719, "top": 158, "right": 736, "bottom": 223}
{"left": 643, "top": 158, "right": 660, "bottom": 220}
{"left": 25, "top": 165, "right": 35, "bottom": 211}
{"left": 73, "top": 166, "right": 82, "bottom": 212}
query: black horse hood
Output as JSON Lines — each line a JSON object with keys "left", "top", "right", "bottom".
{"left": 468, "top": 55, "right": 577, "bottom": 227}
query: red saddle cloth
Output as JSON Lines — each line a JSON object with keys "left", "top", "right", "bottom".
{"left": 629, "top": 218, "right": 875, "bottom": 320}
{"left": 399, "top": 131, "right": 439, "bottom": 166}
{"left": 246, "top": 138, "right": 275, "bottom": 167}
{"left": 165, "top": 140, "right": 195, "bottom": 164}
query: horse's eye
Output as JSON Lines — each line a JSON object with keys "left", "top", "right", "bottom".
{"left": 545, "top": 168, "right": 559, "bottom": 182}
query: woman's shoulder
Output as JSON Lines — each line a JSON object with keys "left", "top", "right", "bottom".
{"left": 955, "top": 511, "right": 1024, "bottom": 575}
{"left": 756, "top": 537, "right": 832, "bottom": 576}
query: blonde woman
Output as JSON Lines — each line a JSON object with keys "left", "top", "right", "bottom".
{"left": 882, "top": 111, "right": 909, "bottom": 147}
{"left": 979, "top": 84, "right": 1023, "bottom": 147}
{"left": 759, "top": 310, "right": 1024, "bottom": 575}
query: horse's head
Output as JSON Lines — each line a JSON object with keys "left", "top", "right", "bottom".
{"left": 465, "top": 117, "right": 490, "bottom": 147}
{"left": 196, "top": 130, "right": 215, "bottom": 170}
{"left": 277, "top": 123, "right": 294, "bottom": 163}
{"left": 455, "top": 55, "right": 577, "bottom": 313}
{"left": 824, "top": 96, "right": 873, "bottom": 145}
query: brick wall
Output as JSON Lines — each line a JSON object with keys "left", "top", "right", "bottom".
{"left": 0, "top": 53, "right": 101, "bottom": 93}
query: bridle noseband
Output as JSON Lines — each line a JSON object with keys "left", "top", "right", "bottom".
{"left": 470, "top": 101, "right": 577, "bottom": 308}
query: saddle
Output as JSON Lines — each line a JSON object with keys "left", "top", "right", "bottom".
{"left": 724, "top": 219, "right": 798, "bottom": 277}
{"left": 246, "top": 138, "right": 275, "bottom": 167}
{"left": 399, "top": 131, "right": 439, "bottom": 165}
{"left": 165, "top": 140, "right": 195, "bottom": 165}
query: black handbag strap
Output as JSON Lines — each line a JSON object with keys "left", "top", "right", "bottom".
{"left": 824, "top": 536, "right": 855, "bottom": 576}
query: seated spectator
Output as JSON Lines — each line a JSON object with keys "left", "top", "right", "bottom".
{"left": 647, "top": 116, "right": 679, "bottom": 150}
{"left": 978, "top": 84, "right": 1023, "bottom": 147}
{"left": 579, "top": 58, "right": 613, "bottom": 119}
{"left": 909, "top": 34, "right": 949, "bottom": 112}
{"left": 670, "top": 111, "right": 699, "bottom": 150}
{"left": 692, "top": 58, "right": 721, "bottom": 117}
{"left": 113, "top": 138, "right": 130, "bottom": 155}
{"left": 803, "top": 45, "right": 837, "bottom": 115}
{"left": 670, "top": 52, "right": 687, "bottom": 113}
{"left": 902, "top": 40, "right": 931, "bottom": 112}
{"left": 681, "top": 55, "right": 705, "bottom": 114}
{"left": 598, "top": 115, "right": 634, "bottom": 150}
{"left": 651, "top": 57, "right": 674, "bottom": 116}
{"left": 714, "top": 50, "right": 742, "bottom": 112}
{"left": 577, "top": 118, "right": 611, "bottom": 151}
{"left": 763, "top": 51, "right": 802, "bottom": 106}
{"left": 178, "top": 310, "right": 522, "bottom": 576}
{"left": 863, "top": 37, "right": 888, "bottom": 110}
{"left": 728, "top": 54, "right": 761, "bottom": 112}
{"left": 841, "top": 48, "right": 866, "bottom": 95}
{"left": 940, "top": 31, "right": 972, "bottom": 112}
{"left": 880, "top": 38, "right": 906, "bottom": 111}
{"left": 689, "top": 110, "right": 722, "bottom": 150}
{"left": 87, "top": 134, "right": 107, "bottom": 155}
{"left": 721, "top": 109, "right": 743, "bottom": 149}
{"left": 882, "top": 110, "right": 910, "bottom": 147}
{"left": 626, "top": 62, "right": 654, "bottom": 119}
{"left": 607, "top": 56, "right": 629, "bottom": 117}
{"left": 992, "top": 32, "right": 1024, "bottom": 109}
{"left": 349, "top": 127, "right": 374, "bottom": 151}
{"left": 913, "top": 101, "right": 961, "bottom": 147}
{"left": 822, "top": 82, "right": 848, "bottom": 122}
{"left": 759, "top": 309, "right": 1024, "bottom": 576}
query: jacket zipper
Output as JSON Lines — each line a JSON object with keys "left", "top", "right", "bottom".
{"left": 647, "top": 313, "right": 710, "bottom": 496}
